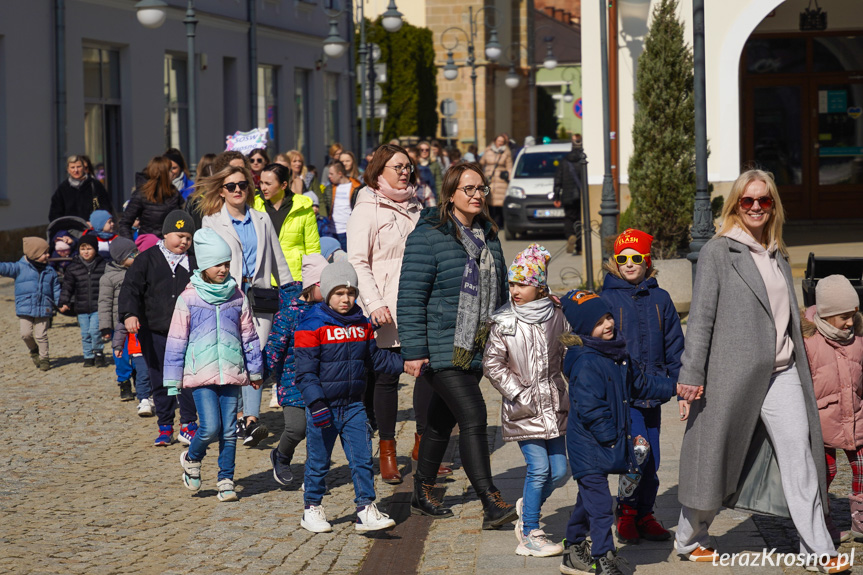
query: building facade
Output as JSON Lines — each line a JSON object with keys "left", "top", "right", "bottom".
{"left": 0, "top": 0, "right": 352, "bottom": 254}
{"left": 581, "top": 0, "right": 863, "bottom": 222}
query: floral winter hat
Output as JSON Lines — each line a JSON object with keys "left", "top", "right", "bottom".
{"left": 508, "top": 243, "right": 551, "bottom": 287}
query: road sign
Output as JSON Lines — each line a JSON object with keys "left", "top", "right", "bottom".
{"left": 441, "top": 117, "right": 458, "bottom": 138}
{"left": 358, "top": 63, "right": 387, "bottom": 84}
{"left": 358, "top": 103, "right": 388, "bottom": 118}
{"left": 440, "top": 98, "right": 457, "bottom": 117}
{"left": 364, "top": 84, "right": 383, "bottom": 102}
{"left": 369, "top": 43, "right": 381, "bottom": 63}
{"left": 574, "top": 98, "right": 583, "bottom": 119}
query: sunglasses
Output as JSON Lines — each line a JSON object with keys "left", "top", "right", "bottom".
{"left": 739, "top": 196, "right": 773, "bottom": 210}
{"left": 614, "top": 253, "right": 648, "bottom": 265}
{"left": 250, "top": 157, "right": 266, "bottom": 164}
{"left": 223, "top": 181, "right": 250, "bottom": 192}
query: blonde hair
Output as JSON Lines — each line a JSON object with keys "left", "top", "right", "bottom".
{"left": 195, "top": 165, "right": 255, "bottom": 217}
{"left": 285, "top": 150, "right": 308, "bottom": 178}
{"left": 717, "top": 169, "right": 787, "bottom": 255}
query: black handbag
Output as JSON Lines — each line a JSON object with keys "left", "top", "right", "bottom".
{"left": 246, "top": 286, "right": 280, "bottom": 314}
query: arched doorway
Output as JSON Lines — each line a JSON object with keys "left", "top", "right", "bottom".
{"left": 741, "top": 31, "right": 863, "bottom": 220}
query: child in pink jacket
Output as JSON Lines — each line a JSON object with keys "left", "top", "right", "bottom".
{"left": 803, "top": 275, "right": 863, "bottom": 541}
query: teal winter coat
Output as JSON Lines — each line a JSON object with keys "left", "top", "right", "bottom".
{"left": 397, "top": 208, "right": 507, "bottom": 372}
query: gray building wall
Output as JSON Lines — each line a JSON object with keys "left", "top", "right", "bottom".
{"left": 0, "top": 0, "right": 352, "bottom": 255}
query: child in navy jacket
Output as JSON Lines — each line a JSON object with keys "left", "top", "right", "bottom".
{"left": 294, "top": 261, "right": 402, "bottom": 534}
{"left": 601, "top": 229, "right": 683, "bottom": 544}
{"left": 558, "top": 291, "right": 674, "bottom": 575}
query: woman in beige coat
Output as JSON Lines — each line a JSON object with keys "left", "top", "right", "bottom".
{"left": 479, "top": 134, "right": 513, "bottom": 227}
{"left": 198, "top": 164, "right": 292, "bottom": 447}
{"left": 347, "top": 144, "right": 448, "bottom": 484}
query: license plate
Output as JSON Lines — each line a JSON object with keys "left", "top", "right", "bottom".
{"left": 533, "top": 208, "right": 564, "bottom": 218}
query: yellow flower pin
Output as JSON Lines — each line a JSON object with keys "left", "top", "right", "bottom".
{"left": 175, "top": 219, "right": 185, "bottom": 229}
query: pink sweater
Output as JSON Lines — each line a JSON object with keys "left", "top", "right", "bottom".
{"left": 724, "top": 226, "right": 793, "bottom": 372}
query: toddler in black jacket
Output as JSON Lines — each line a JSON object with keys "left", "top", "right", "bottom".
{"left": 59, "top": 235, "right": 107, "bottom": 368}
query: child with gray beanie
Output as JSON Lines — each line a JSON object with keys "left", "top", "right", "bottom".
{"left": 293, "top": 260, "right": 403, "bottom": 533}
{"left": 802, "top": 275, "right": 863, "bottom": 543}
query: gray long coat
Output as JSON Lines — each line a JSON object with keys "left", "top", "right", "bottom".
{"left": 677, "top": 235, "right": 827, "bottom": 517}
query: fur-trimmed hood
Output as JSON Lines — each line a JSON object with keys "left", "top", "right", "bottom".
{"left": 801, "top": 306, "right": 863, "bottom": 339}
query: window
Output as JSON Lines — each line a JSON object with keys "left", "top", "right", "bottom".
{"left": 294, "top": 69, "right": 311, "bottom": 160}
{"left": 514, "top": 151, "right": 568, "bottom": 178}
{"left": 164, "top": 54, "right": 188, "bottom": 154}
{"left": 324, "top": 73, "right": 340, "bottom": 149}
{"left": 257, "top": 65, "right": 278, "bottom": 157}
{"left": 83, "top": 47, "right": 123, "bottom": 208}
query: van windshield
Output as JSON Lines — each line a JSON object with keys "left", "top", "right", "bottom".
{"left": 514, "top": 151, "right": 568, "bottom": 178}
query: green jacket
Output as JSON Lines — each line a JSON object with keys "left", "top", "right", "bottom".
{"left": 253, "top": 193, "right": 321, "bottom": 282}
{"left": 397, "top": 208, "right": 507, "bottom": 372}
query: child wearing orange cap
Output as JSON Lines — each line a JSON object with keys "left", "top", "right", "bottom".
{"left": 600, "top": 228, "right": 684, "bottom": 545}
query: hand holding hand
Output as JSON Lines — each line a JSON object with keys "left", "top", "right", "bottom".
{"left": 679, "top": 399, "right": 691, "bottom": 421}
{"left": 677, "top": 383, "right": 703, "bottom": 403}
{"left": 59, "top": 305, "right": 70, "bottom": 313}
{"left": 124, "top": 316, "right": 140, "bottom": 334}
{"left": 404, "top": 358, "right": 429, "bottom": 378}
{"left": 370, "top": 307, "right": 393, "bottom": 326}
{"left": 250, "top": 379, "right": 262, "bottom": 390}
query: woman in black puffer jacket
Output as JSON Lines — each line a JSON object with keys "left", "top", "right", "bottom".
{"left": 118, "top": 156, "right": 183, "bottom": 238}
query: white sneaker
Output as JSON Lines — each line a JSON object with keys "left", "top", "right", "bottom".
{"left": 269, "top": 386, "right": 279, "bottom": 408}
{"left": 516, "top": 529, "right": 564, "bottom": 557}
{"left": 515, "top": 497, "right": 524, "bottom": 543}
{"left": 148, "top": 397, "right": 155, "bottom": 408}
{"left": 216, "top": 478, "right": 239, "bottom": 502}
{"left": 301, "top": 505, "right": 333, "bottom": 533}
{"left": 137, "top": 398, "right": 154, "bottom": 417}
{"left": 355, "top": 502, "right": 396, "bottom": 532}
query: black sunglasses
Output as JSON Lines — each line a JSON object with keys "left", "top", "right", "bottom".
{"left": 250, "top": 157, "right": 266, "bottom": 163}
{"left": 223, "top": 181, "right": 250, "bottom": 192}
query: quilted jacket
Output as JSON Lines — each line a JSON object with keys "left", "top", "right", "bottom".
{"left": 252, "top": 193, "right": 321, "bottom": 281}
{"left": 163, "top": 283, "right": 263, "bottom": 390}
{"left": 59, "top": 255, "right": 107, "bottom": 315}
{"left": 265, "top": 282, "right": 314, "bottom": 408}
{"left": 565, "top": 337, "right": 675, "bottom": 480}
{"left": 294, "top": 303, "right": 403, "bottom": 408}
{"left": 600, "top": 267, "right": 684, "bottom": 407}
{"left": 118, "top": 188, "right": 184, "bottom": 239}
{"left": 397, "top": 208, "right": 507, "bottom": 372}
{"left": 0, "top": 257, "right": 60, "bottom": 318}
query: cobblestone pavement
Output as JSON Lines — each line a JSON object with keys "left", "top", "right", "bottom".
{"left": 2, "top": 250, "right": 863, "bottom": 575}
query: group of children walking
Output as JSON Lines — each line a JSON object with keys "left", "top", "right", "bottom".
{"left": 4, "top": 215, "right": 863, "bottom": 560}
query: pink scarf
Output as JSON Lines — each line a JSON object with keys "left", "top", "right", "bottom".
{"left": 375, "top": 175, "right": 416, "bottom": 205}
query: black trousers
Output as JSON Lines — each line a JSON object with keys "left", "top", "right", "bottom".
{"left": 416, "top": 369, "right": 492, "bottom": 493}
{"left": 563, "top": 202, "right": 582, "bottom": 252}
{"left": 139, "top": 329, "right": 197, "bottom": 427}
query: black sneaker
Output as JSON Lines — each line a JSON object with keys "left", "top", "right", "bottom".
{"left": 595, "top": 551, "right": 628, "bottom": 575}
{"left": 94, "top": 353, "right": 108, "bottom": 368}
{"left": 83, "top": 358, "right": 95, "bottom": 368}
{"left": 270, "top": 448, "right": 293, "bottom": 485}
{"left": 119, "top": 380, "right": 135, "bottom": 401}
{"left": 235, "top": 418, "right": 246, "bottom": 440}
{"left": 561, "top": 540, "right": 595, "bottom": 574}
{"left": 243, "top": 419, "right": 268, "bottom": 447}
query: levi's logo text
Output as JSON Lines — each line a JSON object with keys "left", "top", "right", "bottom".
{"left": 324, "top": 326, "right": 367, "bottom": 342}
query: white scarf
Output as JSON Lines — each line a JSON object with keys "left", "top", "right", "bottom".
{"left": 512, "top": 297, "right": 555, "bottom": 325}
{"left": 814, "top": 313, "right": 855, "bottom": 345}
{"left": 158, "top": 240, "right": 190, "bottom": 273}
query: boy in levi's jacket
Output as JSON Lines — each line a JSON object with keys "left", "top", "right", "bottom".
{"left": 558, "top": 291, "right": 674, "bottom": 575}
{"left": 294, "top": 260, "right": 402, "bottom": 534}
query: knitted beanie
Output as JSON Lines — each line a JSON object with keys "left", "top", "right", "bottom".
{"left": 319, "top": 236, "right": 342, "bottom": 259}
{"left": 135, "top": 233, "right": 160, "bottom": 252}
{"left": 22, "top": 237, "right": 49, "bottom": 260}
{"left": 561, "top": 290, "right": 613, "bottom": 336}
{"left": 302, "top": 253, "right": 329, "bottom": 290}
{"left": 508, "top": 243, "right": 551, "bottom": 287}
{"left": 193, "top": 228, "right": 232, "bottom": 271}
{"left": 89, "top": 210, "right": 113, "bottom": 233}
{"left": 614, "top": 228, "right": 654, "bottom": 268}
{"left": 320, "top": 260, "right": 359, "bottom": 301}
{"left": 55, "top": 240, "right": 71, "bottom": 252}
{"left": 816, "top": 275, "right": 860, "bottom": 317}
{"left": 78, "top": 234, "right": 98, "bottom": 251}
{"left": 162, "top": 210, "right": 195, "bottom": 236}
{"left": 109, "top": 236, "right": 137, "bottom": 263}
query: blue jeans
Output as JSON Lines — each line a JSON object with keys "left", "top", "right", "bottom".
{"left": 241, "top": 384, "right": 263, "bottom": 419}
{"left": 336, "top": 232, "right": 347, "bottom": 252}
{"left": 618, "top": 405, "right": 661, "bottom": 517}
{"left": 188, "top": 385, "right": 240, "bottom": 481}
{"left": 77, "top": 312, "right": 102, "bottom": 359}
{"left": 304, "top": 402, "right": 375, "bottom": 507}
{"left": 518, "top": 436, "right": 568, "bottom": 535}
{"left": 132, "top": 355, "right": 152, "bottom": 401}
{"left": 114, "top": 339, "right": 133, "bottom": 382}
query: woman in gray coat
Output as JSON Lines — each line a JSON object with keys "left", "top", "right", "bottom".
{"left": 675, "top": 170, "right": 843, "bottom": 571}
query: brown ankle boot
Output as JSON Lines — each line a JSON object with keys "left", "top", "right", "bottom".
{"left": 379, "top": 439, "right": 402, "bottom": 484}
{"left": 413, "top": 433, "right": 453, "bottom": 477}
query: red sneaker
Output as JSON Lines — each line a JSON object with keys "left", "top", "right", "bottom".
{"left": 636, "top": 513, "right": 671, "bottom": 541}
{"left": 615, "top": 504, "right": 640, "bottom": 544}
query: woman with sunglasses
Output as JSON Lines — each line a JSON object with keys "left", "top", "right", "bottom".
{"left": 598, "top": 229, "right": 683, "bottom": 546}
{"left": 398, "top": 163, "right": 517, "bottom": 530}
{"left": 119, "top": 156, "right": 183, "bottom": 239}
{"left": 198, "top": 165, "right": 292, "bottom": 448}
{"left": 346, "top": 144, "right": 450, "bottom": 485}
{"left": 674, "top": 170, "right": 846, "bottom": 572}
{"left": 248, "top": 149, "right": 271, "bottom": 192}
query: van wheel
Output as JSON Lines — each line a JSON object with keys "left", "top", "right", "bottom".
{"left": 504, "top": 227, "right": 516, "bottom": 241}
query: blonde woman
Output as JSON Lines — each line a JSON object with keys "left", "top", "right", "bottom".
{"left": 674, "top": 170, "right": 844, "bottom": 572}
{"left": 198, "top": 165, "right": 292, "bottom": 447}
{"left": 338, "top": 151, "right": 361, "bottom": 180}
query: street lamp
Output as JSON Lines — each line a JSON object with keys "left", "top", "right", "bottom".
{"left": 439, "top": 6, "right": 502, "bottom": 148}
{"left": 525, "top": 26, "right": 558, "bottom": 136}
{"left": 135, "top": 0, "right": 198, "bottom": 177}
{"left": 322, "top": 1, "right": 403, "bottom": 150}
{"left": 505, "top": 65, "right": 520, "bottom": 88}
{"left": 562, "top": 67, "right": 576, "bottom": 103}
{"left": 542, "top": 43, "right": 558, "bottom": 70}
{"left": 598, "top": 0, "right": 619, "bottom": 261}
